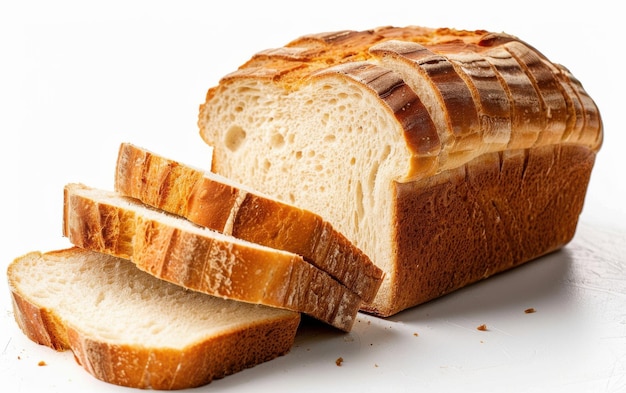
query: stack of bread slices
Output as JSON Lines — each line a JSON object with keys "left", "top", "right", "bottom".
{"left": 7, "top": 142, "right": 383, "bottom": 389}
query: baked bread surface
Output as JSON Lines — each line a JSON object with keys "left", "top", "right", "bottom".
{"left": 62, "top": 183, "right": 361, "bottom": 331}
{"left": 198, "top": 26, "right": 602, "bottom": 316}
{"left": 7, "top": 248, "right": 300, "bottom": 389}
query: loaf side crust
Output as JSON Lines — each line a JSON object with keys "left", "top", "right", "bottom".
{"left": 364, "top": 144, "right": 596, "bottom": 316}
{"left": 114, "top": 142, "right": 383, "bottom": 302}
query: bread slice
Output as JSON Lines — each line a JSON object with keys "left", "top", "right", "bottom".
{"left": 114, "top": 142, "right": 383, "bottom": 303}
{"left": 7, "top": 248, "right": 300, "bottom": 389}
{"left": 197, "top": 26, "right": 602, "bottom": 316}
{"left": 62, "top": 183, "right": 361, "bottom": 331}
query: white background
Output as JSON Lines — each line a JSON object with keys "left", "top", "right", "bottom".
{"left": 1, "top": 1, "right": 625, "bottom": 392}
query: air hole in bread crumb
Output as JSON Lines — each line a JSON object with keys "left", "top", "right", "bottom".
{"left": 150, "top": 326, "right": 164, "bottom": 335}
{"left": 324, "top": 134, "right": 336, "bottom": 143}
{"left": 367, "top": 163, "right": 379, "bottom": 195}
{"left": 355, "top": 181, "right": 364, "bottom": 222}
{"left": 295, "top": 151, "right": 303, "bottom": 160}
{"left": 94, "top": 291, "right": 105, "bottom": 307}
{"left": 224, "top": 125, "right": 246, "bottom": 152}
{"left": 263, "top": 159, "right": 271, "bottom": 171}
{"left": 350, "top": 157, "right": 356, "bottom": 165}
{"left": 270, "top": 133, "right": 285, "bottom": 148}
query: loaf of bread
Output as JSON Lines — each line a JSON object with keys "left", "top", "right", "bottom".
{"left": 198, "top": 26, "right": 603, "bottom": 316}
{"left": 114, "top": 142, "right": 383, "bottom": 302}
{"left": 7, "top": 248, "right": 300, "bottom": 389}
{"left": 62, "top": 183, "right": 361, "bottom": 331}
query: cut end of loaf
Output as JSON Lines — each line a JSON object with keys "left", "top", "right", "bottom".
{"left": 199, "top": 75, "right": 409, "bottom": 310}
{"left": 7, "top": 248, "right": 300, "bottom": 389}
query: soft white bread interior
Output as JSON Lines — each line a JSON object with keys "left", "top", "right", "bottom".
{"left": 114, "top": 142, "right": 383, "bottom": 303}
{"left": 7, "top": 248, "right": 300, "bottom": 390}
{"left": 197, "top": 27, "right": 602, "bottom": 316}
{"left": 62, "top": 183, "right": 361, "bottom": 331}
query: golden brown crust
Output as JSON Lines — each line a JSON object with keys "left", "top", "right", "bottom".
{"left": 371, "top": 40, "right": 481, "bottom": 148}
{"left": 64, "top": 314, "right": 299, "bottom": 389}
{"left": 114, "top": 143, "right": 383, "bottom": 302}
{"left": 203, "top": 26, "right": 602, "bottom": 179}
{"left": 362, "top": 144, "right": 596, "bottom": 317}
{"left": 224, "top": 27, "right": 491, "bottom": 86}
{"left": 62, "top": 183, "right": 360, "bottom": 331}
{"left": 9, "top": 286, "right": 69, "bottom": 351}
{"left": 7, "top": 249, "right": 301, "bottom": 389}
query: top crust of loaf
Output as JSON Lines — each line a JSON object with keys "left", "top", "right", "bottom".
{"left": 114, "top": 143, "right": 383, "bottom": 302}
{"left": 201, "top": 26, "right": 602, "bottom": 179}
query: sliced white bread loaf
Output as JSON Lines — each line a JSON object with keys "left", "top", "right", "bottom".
{"left": 62, "top": 183, "right": 361, "bottom": 331}
{"left": 114, "top": 142, "right": 383, "bottom": 303}
{"left": 7, "top": 248, "right": 300, "bottom": 390}
{"left": 197, "top": 27, "right": 602, "bottom": 316}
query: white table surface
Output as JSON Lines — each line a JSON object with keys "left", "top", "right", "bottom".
{"left": 2, "top": 1, "right": 625, "bottom": 392}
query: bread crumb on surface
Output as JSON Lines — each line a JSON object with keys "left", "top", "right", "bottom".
{"left": 335, "top": 357, "right": 343, "bottom": 366}
{"left": 38, "top": 360, "right": 47, "bottom": 366}
{"left": 524, "top": 307, "right": 536, "bottom": 314}
{"left": 413, "top": 332, "right": 419, "bottom": 337}
{"left": 477, "top": 324, "right": 488, "bottom": 331}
